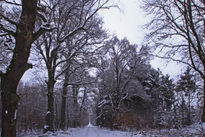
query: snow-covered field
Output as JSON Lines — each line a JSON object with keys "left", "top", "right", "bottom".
{"left": 18, "top": 123, "right": 205, "bottom": 137}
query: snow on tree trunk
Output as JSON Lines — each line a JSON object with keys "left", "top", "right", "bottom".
{"left": 44, "top": 77, "right": 55, "bottom": 133}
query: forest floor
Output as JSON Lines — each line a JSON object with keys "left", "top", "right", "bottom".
{"left": 18, "top": 123, "right": 205, "bottom": 137}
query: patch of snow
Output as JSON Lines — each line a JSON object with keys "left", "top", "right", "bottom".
{"left": 0, "top": 32, "right": 8, "bottom": 36}
{"left": 86, "top": 122, "right": 94, "bottom": 127}
{"left": 19, "top": 123, "right": 205, "bottom": 137}
{"left": 44, "top": 125, "right": 48, "bottom": 129}
{"left": 202, "top": 122, "right": 205, "bottom": 129}
{"left": 14, "top": 109, "right": 17, "bottom": 119}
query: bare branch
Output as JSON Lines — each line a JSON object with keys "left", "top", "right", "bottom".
{"left": 0, "top": 32, "right": 9, "bottom": 36}
{"left": 58, "top": 26, "right": 84, "bottom": 43}
{"left": 0, "top": 24, "right": 16, "bottom": 36}
{"left": 32, "top": 26, "right": 54, "bottom": 43}
{"left": 2, "top": 0, "right": 21, "bottom": 6}
{"left": 0, "top": 12, "right": 18, "bottom": 26}
{"left": 36, "top": 12, "right": 47, "bottom": 22}
{"left": 66, "top": 79, "right": 97, "bottom": 86}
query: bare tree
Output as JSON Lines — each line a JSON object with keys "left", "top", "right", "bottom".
{"left": 34, "top": 0, "right": 110, "bottom": 132}
{"left": 59, "top": 43, "right": 104, "bottom": 129}
{"left": 175, "top": 67, "right": 197, "bottom": 125}
{"left": 98, "top": 37, "right": 149, "bottom": 109}
{"left": 142, "top": 0, "right": 205, "bottom": 121}
{"left": 0, "top": 0, "right": 52, "bottom": 136}
{"left": 96, "top": 37, "right": 151, "bottom": 128}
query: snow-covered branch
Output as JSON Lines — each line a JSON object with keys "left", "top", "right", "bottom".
{"left": 0, "top": 32, "right": 9, "bottom": 36}
{"left": 1, "top": 0, "right": 21, "bottom": 6}
{"left": 66, "top": 80, "right": 97, "bottom": 86}
{"left": 33, "top": 24, "right": 54, "bottom": 43}
{"left": 0, "top": 23, "right": 16, "bottom": 36}
{"left": 58, "top": 26, "right": 85, "bottom": 43}
{"left": 0, "top": 12, "right": 18, "bottom": 26}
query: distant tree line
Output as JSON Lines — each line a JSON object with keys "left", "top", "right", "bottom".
{"left": 95, "top": 37, "right": 201, "bottom": 130}
{"left": 142, "top": 0, "right": 205, "bottom": 122}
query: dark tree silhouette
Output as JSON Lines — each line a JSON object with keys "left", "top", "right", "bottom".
{"left": 0, "top": 0, "right": 52, "bottom": 136}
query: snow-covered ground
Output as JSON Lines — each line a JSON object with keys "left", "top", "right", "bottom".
{"left": 18, "top": 126, "right": 136, "bottom": 137}
{"left": 18, "top": 123, "right": 205, "bottom": 137}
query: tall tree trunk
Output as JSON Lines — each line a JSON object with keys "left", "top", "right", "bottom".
{"left": 72, "top": 85, "right": 79, "bottom": 127}
{"left": 201, "top": 65, "right": 205, "bottom": 122}
{"left": 187, "top": 93, "right": 191, "bottom": 125}
{"left": 44, "top": 73, "right": 55, "bottom": 133}
{"left": 1, "top": 78, "right": 20, "bottom": 137}
{"left": 60, "top": 70, "right": 69, "bottom": 130}
{"left": 79, "top": 88, "right": 86, "bottom": 119}
{"left": 201, "top": 78, "right": 205, "bottom": 122}
{"left": 55, "top": 99, "right": 59, "bottom": 130}
{"left": 1, "top": 0, "right": 38, "bottom": 136}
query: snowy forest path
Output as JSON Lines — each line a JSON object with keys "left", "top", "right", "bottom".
{"left": 68, "top": 126, "right": 102, "bottom": 137}
{"left": 19, "top": 126, "right": 137, "bottom": 137}
{"left": 82, "top": 127, "right": 100, "bottom": 137}
{"left": 68, "top": 126, "right": 133, "bottom": 137}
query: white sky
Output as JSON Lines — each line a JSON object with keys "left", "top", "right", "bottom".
{"left": 99, "top": 0, "right": 184, "bottom": 79}
{"left": 99, "top": 0, "right": 147, "bottom": 44}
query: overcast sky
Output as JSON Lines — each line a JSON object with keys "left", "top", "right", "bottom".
{"left": 99, "top": 0, "right": 184, "bottom": 79}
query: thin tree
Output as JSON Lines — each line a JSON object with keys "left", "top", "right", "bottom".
{"left": 176, "top": 67, "right": 196, "bottom": 125}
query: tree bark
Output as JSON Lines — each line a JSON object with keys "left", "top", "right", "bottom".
{"left": 187, "top": 93, "right": 191, "bottom": 125}
{"left": 44, "top": 74, "right": 55, "bottom": 133}
{"left": 72, "top": 85, "right": 79, "bottom": 127}
{"left": 1, "top": 77, "right": 20, "bottom": 137}
{"left": 1, "top": 0, "right": 38, "bottom": 137}
{"left": 201, "top": 78, "right": 205, "bottom": 122}
{"left": 60, "top": 70, "right": 69, "bottom": 130}
{"left": 79, "top": 88, "right": 86, "bottom": 120}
